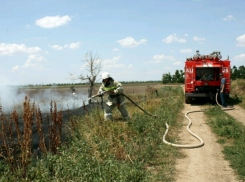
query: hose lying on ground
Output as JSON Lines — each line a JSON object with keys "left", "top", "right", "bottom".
{"left": 92, "top": 90, "right": 234, "bottom": 149}
{"left": 162, "top": 110, "right": 205, "bottom": 148}
{"left": 122, "top": 92, "right": 204, "bottom": 148}
{"left": 162, "top": 92, "right": 235, "bottom": 149}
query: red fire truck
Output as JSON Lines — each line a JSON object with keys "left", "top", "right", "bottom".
{"left": 184, "top": 50, "right": 231, "bottom": 104}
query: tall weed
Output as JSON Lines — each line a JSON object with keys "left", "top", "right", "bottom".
{"left": 0, "top": 96, "right": 63, "bottom": 179}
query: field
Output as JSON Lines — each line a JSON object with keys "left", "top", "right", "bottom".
{"left": 17, "top": 82, "right": 165, "bottom": 97}
{"left": 1, "top": 81, "right": 245, "bottom": 181}
{"left": 0, "top": 82, "right": 181, "bottom": 181}
{"left": 3, "top": 83, "right": 165, "bottom": 113}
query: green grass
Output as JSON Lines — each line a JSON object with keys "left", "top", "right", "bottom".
{"left": 0, "top": 86, "right": 185, "bottom": 181}
{"left": 205, "top": 106, "right": 245, "bottom": 181}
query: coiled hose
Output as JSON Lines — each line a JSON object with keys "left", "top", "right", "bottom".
{"left": 162, "top": 91, "right": 234, "bottom": 149}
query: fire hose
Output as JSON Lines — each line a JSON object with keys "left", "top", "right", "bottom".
{"left": 162, "top": 90, "right": 235, "bottom": 149}
{"left": 122, "top": 94, "right": 157, "bottom": 117}
{"left": 89, "top": 88, "right": 157, "bottom": 117}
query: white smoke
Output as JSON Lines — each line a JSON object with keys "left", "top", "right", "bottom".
{"left": 0, "top": 76, "right": 27, "bottom": 113}
{"left": 33, "top": 88, "right": 88, "bottom": 112}
{"left": 0, "top": 77, "right": 90, "bottom": 113}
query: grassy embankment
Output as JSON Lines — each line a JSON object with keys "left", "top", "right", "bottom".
{"left": 204, "top": 79, "right": 245, "bottom": 181}
{"left": 0, "top": 86, "right": 185, "bottom": 181}
{"left": 230, "top": 79, "right": 245, "bottom": 109}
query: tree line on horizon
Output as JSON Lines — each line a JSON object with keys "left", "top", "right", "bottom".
{"left": 162, "top": 65, "right": 245, "bottom": 84}
{"left": 18, "top": 65, "right": 245, "bottom": 87}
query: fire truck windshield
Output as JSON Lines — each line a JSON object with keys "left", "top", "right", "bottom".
{"left": 196, "top": 68, "right": 220, "bottom": 81}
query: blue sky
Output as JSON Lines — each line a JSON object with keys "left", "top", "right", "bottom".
{"left": 0, "top": 0, "right": 245, "bottom": 85}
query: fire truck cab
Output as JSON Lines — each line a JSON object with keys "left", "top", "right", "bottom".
{"left": 184, "top": 50, "right": 231, "bottom": 104}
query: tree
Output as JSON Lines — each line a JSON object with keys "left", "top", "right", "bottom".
{"left": 172, "top": 70, "right": 184, "bottom": 83}
{"left": 179, "top": 70, "right": 185, "bottom": 83}
{"left": 79, "top": 52, "right": 102, "bottom": 103}
{"left": 238, "top": 65, "right": 245, "bottom": 79}
{"left": 162, "top": 70, "right": 185, "bottom": 84}
{"left": 231, "top": 66, "right": 238, "bottom": 80}
{"left": 172, "top": 75, "right": 177, "bottom": 83}
{"left": 231, "top": 65, "right": 245, "bottom": 80}
{"left": 162, "top": 73, "right": 172, "bottom": 84}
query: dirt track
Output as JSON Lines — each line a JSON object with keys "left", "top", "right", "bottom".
{"left": 175, "top": 90, "right": 245, "bottom": 182}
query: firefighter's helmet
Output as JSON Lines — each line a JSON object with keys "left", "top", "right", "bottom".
{"left": 102, "top": 72, "right": 110, "bottom": 80}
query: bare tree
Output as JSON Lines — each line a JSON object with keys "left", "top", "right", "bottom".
{"left": 79, "top": 52, "right": 102, "bottom": 103}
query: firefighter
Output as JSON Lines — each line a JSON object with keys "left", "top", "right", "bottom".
{"left": 98, "top": 72, "right": 130, "bottom": 121}
{"left": 219, "top": 73, "right": 227, "bottom": 107}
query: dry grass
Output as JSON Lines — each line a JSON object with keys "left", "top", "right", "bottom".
{"left": 231, "top": 79, "right": 245, "bottom": 96}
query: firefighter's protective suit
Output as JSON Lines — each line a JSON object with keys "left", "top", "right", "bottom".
{"left": 98, "top": 74, "right": 129, "bottom": 121}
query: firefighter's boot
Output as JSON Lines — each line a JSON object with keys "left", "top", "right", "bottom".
{"left": 104, "top": 104, "right": 113, "bottom": 121}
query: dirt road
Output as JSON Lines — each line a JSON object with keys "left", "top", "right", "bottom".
{"left": 174, "top": 101, "right": 245, "bottom": 182}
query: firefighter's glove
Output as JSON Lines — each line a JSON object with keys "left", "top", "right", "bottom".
{"left": 98, "top": 91, "right": 104, "bottom": 97}
{"left": 113, "top": 89, "right": 119, "bottom": 94}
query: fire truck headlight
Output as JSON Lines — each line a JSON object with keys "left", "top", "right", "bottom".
{"left": 191, "top": 81, "right": 193, "bottom": 84}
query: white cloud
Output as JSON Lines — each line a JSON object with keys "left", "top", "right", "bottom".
{"left": 12, "top": 55, "right": 47, "bottom": 72}
{"left": 223, "top": 15, "right": 235, "bottom": 21}
{"left": 234, "top": 54, "right": 245, "bottom": 62}
{"left": 236, "top": 34, "right": 245, "bottom": 47}
{"left": 35, "top": 15, "right": 71, "bottom": 28}
{"left": 64, "top": 42, "right": 80, "bottom": 49}
{"left": 11, "top": 65, "right": 20, "bottom": 72}
{"left": 23, "top": 55, "right": 47, "bottom": 69}
{"left": 162, "top": 33, "right": 186, "bottom": 43}
{"left": 0, "top": 43, "right": 41, "bottom": 56}
{"left": 51, "top": 45, "right": 63, "bottom": 50}
{"left": 180, "top": 49, "right": 192, "bottom": 53}
{"left": 101, "top": 56, "right": 125, "bottom": 69}
{"left": 150, "top": 54, "right": 175, "bottom": 63}
{"left": 193, "top": 36, "right": 206, "bottom": 42}
{"left": 117, "top": 37, "right": 147, "bottom": 47}
{"left": 113, "top": 48, "right": 119, "bottom": 51}
{"left": 50, "top": 42, "right": 81, "bottom": 50}
{"left": 103, "top": 56, "right": 121, "bottom": 64}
